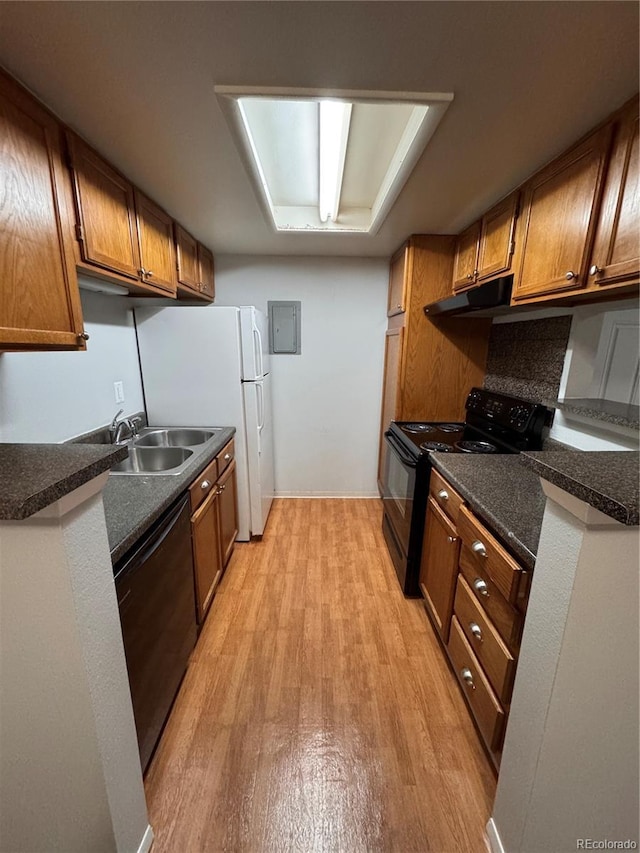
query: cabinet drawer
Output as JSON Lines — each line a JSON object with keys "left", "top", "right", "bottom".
{"left": 457, "top": 505, "right": 522, "bottom": 603}
{"left": 217, "top": 438, "right": 235, "bottom": 476}
{"left": 429, "top": 469, "right": 465, "bottom": 525}
{"left": 448, "top": 616, "right": 505, "bottom": 753}
{"left": 454, "top": 575, "right": 516, "bottom": 704}
{"left": 189, "top": 457, "right": 218, "bottom": 514}
{"left": 459, "top": 552, "right": 522, "bottom": 653}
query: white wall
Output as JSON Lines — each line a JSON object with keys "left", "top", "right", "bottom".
{"left": 0, "top": 284, "right": 145, "bottom": 443}
{"left": 215, "top": 255, "right": 388, "bottom": 497}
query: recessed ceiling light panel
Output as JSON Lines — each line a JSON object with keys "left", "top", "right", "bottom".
{"left": 216, "top": 86, "right": 454, "bottom": 235}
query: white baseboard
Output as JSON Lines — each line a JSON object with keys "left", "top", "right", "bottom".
{"left": 275, "top": 492, "right": 380, "bottom": 499}
{"left": 137, "top": 824, "right": 154, "bottom": 853}
{"left": 486, "top": 819, "right": 506, "bottom": 853}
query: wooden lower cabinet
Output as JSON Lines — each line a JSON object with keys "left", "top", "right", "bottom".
{"left": 218, "top": 459, "right": 239, "bottom": 567}
{"left": 419, "top": 497, "right": 460, "bottom": 643}
{"left": 191, "top": 486, "right": 223, "bottom": 623}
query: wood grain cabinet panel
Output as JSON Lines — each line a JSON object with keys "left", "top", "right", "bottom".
{"left": 511, "top": 125, "right": 613, "bottom": 303}
{"left": 191, "top": 486, "right": 223, "bottom": 624}
{"left": 66, "top": 133, "right": 140, "bottom": 280}
{"left": 0, "top": 70, "right": 85, "bottom": 351}
{"left": 218, "top": 459, "right": 239, "bottom": 566}
{"left": 197, "top": 244, "right": 215, "bottom": 301}
{"left": 175, "top": 224, "right": 200, "bottom": 294}
{"left": 135, "top": 191, "right": 177, "bottom": 295}
{"left": 419, "top": 498, "right": 460, "bottom": 643}
{"left": 452, "top": 221, "right": 481, "bottom": 292}
{"left": 588, "top": 100, "right": 639, "bottom": 291}
{"left": 387, "top": 243, "right": 407, "bottom": 315}
{"left": 476, "top": 193, "right": 519, "bottom": 283}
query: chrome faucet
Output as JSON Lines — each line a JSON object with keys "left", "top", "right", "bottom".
{"left": 109, "top": 410, "right": 142, "bottom": 444}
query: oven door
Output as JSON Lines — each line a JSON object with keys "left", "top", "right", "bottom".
{"left": 381, "top": 430, "right": 417, "bottom": 559}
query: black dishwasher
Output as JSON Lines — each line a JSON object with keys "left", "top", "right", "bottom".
{"left": 114, "top": 494, "right": 196, "bottom": 772}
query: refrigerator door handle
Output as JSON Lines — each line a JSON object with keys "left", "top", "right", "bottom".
{"left": 253, "top": 323, "right": 264, "bottom": 378}
{"left": 257, "top": 382, "right": 265, "bottom": 456}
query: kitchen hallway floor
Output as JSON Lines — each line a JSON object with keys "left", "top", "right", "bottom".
{"left": 144, "top": 498, "right": 495, "bottom": 852}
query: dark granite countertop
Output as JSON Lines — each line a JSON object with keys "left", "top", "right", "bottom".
{"left": 554, "top": 397, "right": 640, "bottom": 431}
{"left": 521, "top": 451, "right": 639, "bottom": 525}
{"left": 0, "top": 443, "right": 128, "bottom": 520}
{"left": 103, "top": 427, "right": 235, "bottom": 564}
{"left": 430, "top": 455, "right": 546, "bottom": 570}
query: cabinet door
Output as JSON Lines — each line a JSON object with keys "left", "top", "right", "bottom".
{"left": 66, "top": 133, "right": 140, "bottom": 281}
{"left": 452, "top": 221, "right": 480, "bottom": 292}
{"left": 0, "top": 71, "right": 85, "bottom": 351}
{"left": 135, "top": 190, "right": 177, "bottom": 295}
{"left": 419, "top": 497, "right": 460, "bottom": 643}
{"left": 387, "top": 243, "right": 407, "bottom": 315}
{"left": 191, "top": 487, "right": 223, "bottom": 624}
{"left": 511, "top": 125, "right": 612, "bottom": 302}
{"left": 476, "top": 193, "right": 518, "bottom": 283}
{"left": 377, "top": 326, "right": 405, "bottom": 484}
{"left": 218, "top": 460, "right": 238, "bottom": 567}
{"left": 175, "top": 224, "right": 200, "bottom": 293}
{"left": 588, "top": 104, "right": 639, "bottom": 290}
{"left": 197, "top": 244, "right": 215, "bottom": 301}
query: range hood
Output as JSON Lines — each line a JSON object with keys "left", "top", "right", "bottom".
{"left": 423, "top": 276, "right": 513, "bottom": 317}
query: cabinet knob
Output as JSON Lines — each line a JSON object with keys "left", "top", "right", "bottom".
{"left": 224, "top": 453, "right": 231, "bottom": 461}
{"left": 220, "top": 483, "right": 226, "bottom": 491}
{"left": 201, "top": 480, "right": 211, "bottom": 490}
{"left": 447, "top": 535, "right": 458, "bottom": 544}
{"left": 77, "top": 332, "right": 90, "bottom": 342}
{"left": 565, "top": 270, "right": 577, "bottom": 281}
{"left": 461, "top": 668, "right": 476, "bottom": 690}
{"left": 469, "top": 622, "right": 483, "bottom": 641}
{"left": 466, "top": 273, "right": 474, "bottom": 280}
{"left": 146, "top": 270, "right": 154, "bottom": 278}
{"left": 137, "top": 268, "right": 146, "bottom": 277}
{"left": 437, "top": 489, "right": 449, "bottom": 501}
{"left": 473, "top": 578, "right": 489, "bottom": 597}
{"left": 471, "top": 540, "right": 487, "bottom": 558}
{"left": 589, "top": 264, "right": 603, "bottom": 277}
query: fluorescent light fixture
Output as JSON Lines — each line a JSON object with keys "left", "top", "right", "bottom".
{"left": 319, "top": 101, "right": 352, "bottom": 223}
{"left": 216, "top": 86, "right": 454, "bottom": 234}
{"left": 78, "top": 277, "right": 129, "bottom": 296}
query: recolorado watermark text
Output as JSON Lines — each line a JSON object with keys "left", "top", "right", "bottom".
{"left": 577, "top": 841, "right": 637, "bottom": 850}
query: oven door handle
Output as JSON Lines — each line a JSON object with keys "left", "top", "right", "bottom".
{"left": 384, "top": 431, "right": 417, "bottom": 468}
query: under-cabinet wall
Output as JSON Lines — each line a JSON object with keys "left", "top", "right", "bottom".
{"left": 214, "top": 255, "right": 389, "bottom": 498}
{"left": 0, "top": 286, "right": 144, "bottom": 443}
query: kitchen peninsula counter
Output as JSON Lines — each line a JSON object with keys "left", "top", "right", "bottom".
{"left": 0, "top": 443, "right": 128, "bottom": 520}
{"left": 430, "top": 454, "right": 546, "bottom": 570}
{"left": 103, "top": 427, "right": 235, "bottom": 563}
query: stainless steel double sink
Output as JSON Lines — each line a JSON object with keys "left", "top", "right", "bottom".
{"left": 110, "top": 427, "right": 222, "bottom": 475}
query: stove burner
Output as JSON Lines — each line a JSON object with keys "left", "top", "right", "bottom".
{"left": 403, "top": 423, "right": 435, "bottom": 433}
{"left": 437, "top": 423, "right": 465, "bottom": 433}
{"left": 455, "top": 440, "right": 497, "bottom": 454}
{"left": 420, "top": 441, "right": 454, "bottom": 453}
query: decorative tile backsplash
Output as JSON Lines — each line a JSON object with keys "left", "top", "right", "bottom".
{"left": 483, "top": 316, "right": 573, "bottom": 402}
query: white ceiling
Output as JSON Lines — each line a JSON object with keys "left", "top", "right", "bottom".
{"left": 0, "top": 2, "right": 637, "bottom": 258}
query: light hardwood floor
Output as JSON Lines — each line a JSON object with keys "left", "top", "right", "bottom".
{"left": 145, "top": 499, "right": 495, "bottom": 852}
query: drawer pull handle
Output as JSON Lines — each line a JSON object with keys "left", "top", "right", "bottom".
{"left": 473, "top": 578, "right": 489, "bottom": 596}
{"left": 469, "top": 622, "right": 483, "bottom": 641}
{"left": 589, "top": 264, "right": 603, "bottom": 277}
{"left": 471, "top": 540, "right": 487, "bottom": 558}
{"left": 201, "top": 480, "right": 212, "bottom": 490}
{"left": 447, "top": 535, "right": 458, "bottom": 544}
{"left": 461, "top": 668, "right": 476, "bottom": 690}
{"left": 565, "top": 270, "right": 577, "bottom": 281}
{"left": 224, "top": 453, "right": 231, "bottom": 461}
{"left": 437, "top": 489, "right": 449, "bottom": 501}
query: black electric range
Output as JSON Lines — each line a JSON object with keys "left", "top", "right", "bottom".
{"left": 380, "top": 387, "right": 554, "bottom": 596}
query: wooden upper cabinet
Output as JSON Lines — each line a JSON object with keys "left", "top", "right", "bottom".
{"left": 175, "top": 224, "right": 200, "bottom": 294}
{"left": 452, "top": 221, "right": 481, "bottom": 292}
{"left": 587, "top": 100, "right": 639, "bottom": 291}
{"left": 0, "top": 69, "right": 85, "bottom": 351}
{"left": 511, "top": 125, "right": 613, "bottom": 303}
{"left": 197, "top": 244, "right": 215, "bottom": 301}
{"left": 134, "top": 191, "right": 177, "bottom": 295}
{"left": 387, "top": 244, "right": 407, "bottom": 315}
{"left": 476, "top": 193, "right": 519, "bottom": 283}
{"left": 66, "top": 133, "right": 140, "bottom": 281}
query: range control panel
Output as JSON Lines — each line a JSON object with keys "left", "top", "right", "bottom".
{"left": 465, "top": 387, "right": 553, "bottom": 434}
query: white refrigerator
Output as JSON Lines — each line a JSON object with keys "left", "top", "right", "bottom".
{"left": 134, "top": 305, "right": 275, "bottom": 540}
